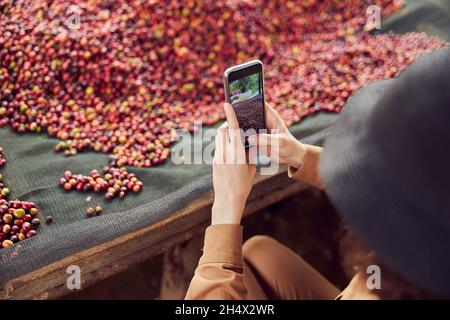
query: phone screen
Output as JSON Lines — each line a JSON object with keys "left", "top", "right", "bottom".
{"left": 227, "top": 64, "right": 265, "bottom": 136}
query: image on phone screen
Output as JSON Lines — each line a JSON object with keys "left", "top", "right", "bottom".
{"left": 228, "top": 71, "right": 265, "bottom": 135}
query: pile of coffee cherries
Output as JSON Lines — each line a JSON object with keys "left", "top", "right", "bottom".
{"left": 0, "top": 147, "right": 41, "bottom": 248}
{"left": 1, "top": 200, "right": 41, "bottom": 248}
{"left": 267, "top": 32, "right": 449, "bottom": 124}
{"left": 0, "top": 0, "right": 447, "bottom": 168}
{"left": 59, "top": 166, "right": 142, "bottom": 200}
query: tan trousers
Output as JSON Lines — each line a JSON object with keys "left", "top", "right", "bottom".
{"left": 243, "top": 235, "right": 340, "bottom": 300}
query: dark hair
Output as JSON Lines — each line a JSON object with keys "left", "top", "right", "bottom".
{"left": 339, "top": 226, "right": 434, "bottom": 299}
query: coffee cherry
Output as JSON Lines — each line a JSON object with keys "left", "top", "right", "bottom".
{"left": 13, "top": 208, "right": 25, "bottom": 219}
{"left": 26, "top": 230, "right": 37, "bottom": 238}
{"left": 1, "top": 188, "right": 9, "bottom": 197}
{"left": 0, "top": 148, "right": 5, "bottom": 169}
{"left": 2, "top": 240, "right": 14, "bottom": 248}
{"left": 2, "top": 224, "right": 11, "bottom": 234}
{"left": 86, "top": 207, "right": 96, "bottom": 218}
{"left": 63, "top": 183, "right": 72, "bottom": 191}
{"left": 22, "top": 222, "right": 31, "bottom": 233}
{"left": 11, "top": 225, "right": 20, "bottom": 234}
{"left": 94, "top": 206, "right": 102, "bottom": 215}
{"left": 31, "top": 218, "right": 41, "bottom": 227}
{"left": 3, "top": 213, "right": 13, "bottom": 224}
{"left": 29, "top": 207, "right": 39, "bottom": 216}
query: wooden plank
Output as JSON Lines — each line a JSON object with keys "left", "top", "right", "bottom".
{"left": 0, "top": 167, "right": 308, "bottom": 300}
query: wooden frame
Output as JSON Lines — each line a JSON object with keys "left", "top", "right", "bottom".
{"left": 0, "top": 167, "right": 308, "bottom": 300}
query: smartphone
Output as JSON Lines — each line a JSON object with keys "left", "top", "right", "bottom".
{"left": 223, "top": 60, "right": 266, "bottom": 146}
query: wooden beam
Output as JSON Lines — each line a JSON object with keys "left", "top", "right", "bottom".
{"left": 0, "top": 168, "right": 308, "bottom": 300}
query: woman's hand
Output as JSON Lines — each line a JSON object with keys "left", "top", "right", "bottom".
{"left": 248, "top": 102, "right": 306, "bottom": 168}
{"left": 211, "top": 103, "right": 256, "bottom": 225}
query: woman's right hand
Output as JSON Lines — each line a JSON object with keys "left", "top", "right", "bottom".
{"left": 248, "top": 102, "right": 307, "bottom": 168}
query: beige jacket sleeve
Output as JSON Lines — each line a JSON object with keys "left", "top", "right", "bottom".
{"left": 185, "top": 224, "right": 247, "bottom": 300}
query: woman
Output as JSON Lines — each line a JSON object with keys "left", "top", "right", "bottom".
{"left": 186, "top": 49, "right": 450, "bottom": 300}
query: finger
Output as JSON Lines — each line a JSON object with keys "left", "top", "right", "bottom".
{"left": 227, "top": 128, "right": 247, "bottom": 164}
{"left": 250, "top": 133, "right": 283, "bottom": 161}
{"left": 264, "top": 101, "right": 278, "bottom": 121}
{"left": 224, "top": 103, "right": 240, "bottom": 130}
{"left": 214, "top": 125, "right": 227, "bottom": 164}
{"left": 264, "top": 101, "right": 277, "bottom": 130}
{"left": 218, "top": 121, "right": 228, "bottom": 131}
{"left": 216, "top": 121, "right": 228, "bottom": 145}
{"left": 248, "top": 133, "right": 280, "bottom": 147}
{"left": 247, "top": 134, "right": 257, "bottom": 146}
{"left": 247, "top": 145, "right": 259, "bottom": 165}
{"left": 264, "top": 101, "right": 286, "bottom": 132}
{"left": 224, "top": 104, "right": 245, "bottom": 160}
{"left": 264, "top": 101, "right": 276, "bottom": 113}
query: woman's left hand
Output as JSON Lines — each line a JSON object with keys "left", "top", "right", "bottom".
{"left": 211, "top": 103, "right": 256, "bottom": 225}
